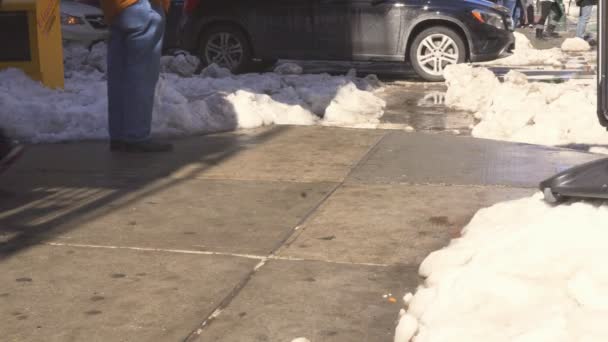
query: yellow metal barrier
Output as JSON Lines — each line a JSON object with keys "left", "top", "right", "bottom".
{"left": 0, "top": 0, "right": 64, "bottom": 89}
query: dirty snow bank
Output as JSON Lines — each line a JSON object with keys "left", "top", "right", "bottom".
{"left": 444, "top": 64, "right": 605, "bottom": 147}
{"left": 0, "top": 43, "right": 385, "bottom": 143}
{"left": 395, "top": 193, "right": 608, "bottom": 342}
{"left": 274, "top": 62, "right": 303, "bottom": 75}
{"left": 561, "top": 37, "right": 591, "bottom": 52}
{"left": 482, "top": 32, "right": 563, "bottom": 67}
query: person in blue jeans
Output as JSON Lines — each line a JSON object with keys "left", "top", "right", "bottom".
{"left": 576, "top": 0, "right": 597, "bottom": 45}
{"left": 104, "top": 0, "right": 172, "bottom": 152}
{"left": 501, "top": 0, "right": 517, "bottom": 22}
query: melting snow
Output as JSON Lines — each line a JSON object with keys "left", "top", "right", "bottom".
{"left": 395, "top": 193, "right": 608, "bottom": 342}
{"left": 561, "top": 37, "right": 591, "bottom": 52}
{"left": 444, "top": 64, "right": 604, "bottom": 148}
{"left": 0, "top": 43, "right": 386, "bottom": 143}
{"left": 481, "top": 32, "right": 563, "bottom": 67}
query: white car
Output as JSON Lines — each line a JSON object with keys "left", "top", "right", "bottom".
{"left": 61, "top": 0, "right": 108, "bottom": 44}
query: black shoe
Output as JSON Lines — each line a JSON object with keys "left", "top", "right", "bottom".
{"left": 546, "top": 25, "right": 560, "bottom": 38}
{"left": 0, "top": 140, "right": 24, "bottom": 173}
{"left": 536, "top": 29, "right": 545, "bottom": 40}
{"left": 122, "top": 140, "right": 173, "bottom": 153}
{"left": 584, "top": 36, "right": 597, "bottom": 46}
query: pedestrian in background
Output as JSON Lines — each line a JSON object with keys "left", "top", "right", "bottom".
{"left": 546, "top": 0, "right": 564, "bottom": 37}
{"left": 100, "top": 0, "right": 173, "bottom": 153}
{"left": 536, "top": 0, "right": 558, "bottom": 39}
{"left": 525, "top": 0, "right": 536, "bottom": 28}
{"left": 513, "top": 0, "right": 524, "bottom": 27}
{"left": 501, "top": 0, "right": 518, "bottom": 22}
{"left": 576, "top": 0, "right": 597, "bottom": 45}
{"left": 513, "top": 0, "right": 534, "bottom": 28}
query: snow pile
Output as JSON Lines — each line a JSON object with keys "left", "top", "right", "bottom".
{"left": 395, "top": 193, "right": 608, "bottom": 342}
{"left": 274, "top": 63, "right": 303, "bottom": 75}
{"left": 322, "top": 83, "right": 385, "bottom": 127}
{"left": 444, "top": 66, "right": 499, "bottom": 113}
{"left": 199, "top": 63, "right": 232, "bottom": 79}
{"left": 589, "top": 146, "right": 608, "bottom": 155}
{"left": 67, "top": 42, "right": 201, "bottom": 77}
{"left": 444, "top": 64, "right": 606, "bottom": 147}
{"left": 0, "top": 45, "right": 385, "bottom": 142}
{"left": 484, "top": 32, "right": 563, "bottom": 67}
{"left": 86, "top": 42, "right": 108, "bottom": 73}
{"left": 63, "top": 42, "right": 104, "bottom": 78}
{"left": 0, "top": 68, "right": 108, "bottom": 142}
{"left": 160, "top": 52, "right": 200, "bottom": 77}
{"left": 561, "top": 37, "right": 591, "bottom": 52}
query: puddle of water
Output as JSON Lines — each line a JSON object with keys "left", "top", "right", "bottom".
{"left": 417, "top": 91, "right": 446, "bottom": 107}
{"left": 380, "top": 84, "right": 474, "bottom": 135}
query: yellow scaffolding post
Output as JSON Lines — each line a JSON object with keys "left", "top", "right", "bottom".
{"left": 0, "top": 0, "right": 64, "bottom": 89}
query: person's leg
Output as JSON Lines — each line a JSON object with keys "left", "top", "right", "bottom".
{"left": 121, "top": 4, "right": 164, "bottom": 143}
{"left": 576, "top": 5, "right": 593, "bottom": 38}
{"left": 551, "top": 1, "right": 564, "bottom": 21}
{"left": 546, "top": 2, "right": 563, "bottom": 37}
{"left": 514, "top": 0, "right": 522, "bottom": 26}
{"left": 106, "top": 25, "right": 126, "bottom": 145}
{"left": 527, "top": 4, "right": 536, "bottom": 25}
{"left": 536, "top": 1, "right": 552, "bottom": 38}
{"left": 505, "top": 0, "right": 518, "bottom": 20}
{"left": 110, "top": 1, "right": 170, "bottom": 152}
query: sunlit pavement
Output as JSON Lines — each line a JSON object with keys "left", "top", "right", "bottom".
{"left": 1, "top": 120, "right": 603, "bottom": 341}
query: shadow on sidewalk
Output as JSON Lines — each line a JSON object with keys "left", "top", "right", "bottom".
{"left": 0, "top": 125, "right": 290, "bottom": 260}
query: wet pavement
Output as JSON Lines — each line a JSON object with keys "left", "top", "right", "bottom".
{"left": 285, "top": 29, "right": 597, "bottom": 139}
{"left": 378, "top": 82, "right": 474, "bottom": 135}
{"left": 376, "top": 59, "right": 596, "bottom": 137}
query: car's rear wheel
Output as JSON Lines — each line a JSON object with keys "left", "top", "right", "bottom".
{"left": 198, "top": 25, "right": 252, "bottom": 73}
{"left": 409, "top": 26, "right": 466, "bottom": 82}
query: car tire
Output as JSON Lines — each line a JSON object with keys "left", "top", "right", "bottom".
{"left": 409, "top": 26, "right": 466, "bottom": 82}
{"left": 198, "top": 25, "right": 252, "bottom": 74}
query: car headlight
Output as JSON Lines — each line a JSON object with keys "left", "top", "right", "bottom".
{"left": 61, "top": 13, "right": 85, "bottom": 25}
{"left": 472, "top": 9, "right": 506, "bottom": 30}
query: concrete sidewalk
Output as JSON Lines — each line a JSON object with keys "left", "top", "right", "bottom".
{"left": 0, "top": 125, "right": 600, "bottom": 342}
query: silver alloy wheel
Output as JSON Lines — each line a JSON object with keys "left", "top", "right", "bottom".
{"left": 416, "top": 34, "right": 460, "bottom": 76}
{"left": 204, "top": 32, "right": 244, "bottom": 70}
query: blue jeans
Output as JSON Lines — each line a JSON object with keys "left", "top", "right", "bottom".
{"left": 576, "top": 5, "right": 594, "bottom": 38}
{"left": 107, "top": 0, "right": 164, "bottom": 142}
{"left": 514, "top": 6, "right": 521, "bottom": 26}
{"left": 501, "top": 0, "right": 517, "bottom": 21}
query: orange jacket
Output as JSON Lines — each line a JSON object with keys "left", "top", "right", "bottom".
{"left": 101, "top": 0, "right": 170, "bottom": 25}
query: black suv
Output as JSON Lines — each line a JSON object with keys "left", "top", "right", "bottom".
{"left": 179, "top": 0, "right": 514, "bottom": 81}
